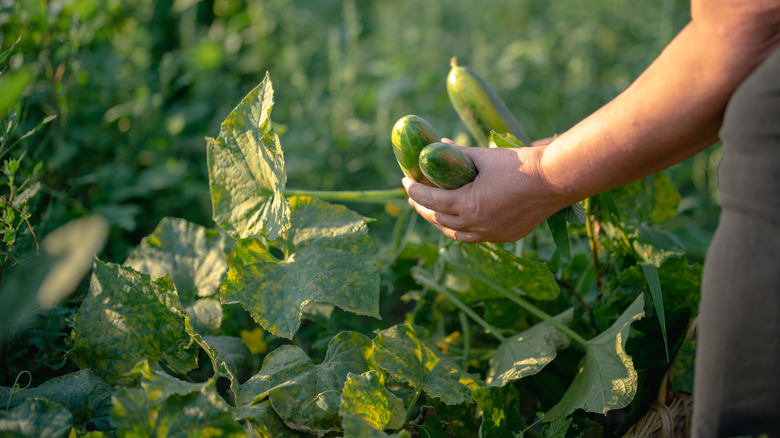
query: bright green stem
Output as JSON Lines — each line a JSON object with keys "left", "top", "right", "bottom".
{"left": 415, "top": 274, "right": 506, "bottom": 343}
{"left": 283, "top": 188, "right": 407, "bottom": 204}
{"left": 462, "top": 268, "right": 589, "bottom": 348}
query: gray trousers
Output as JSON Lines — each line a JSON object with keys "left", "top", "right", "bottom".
{"left": 693, "top": 44, "right": 780, "bottom": 437}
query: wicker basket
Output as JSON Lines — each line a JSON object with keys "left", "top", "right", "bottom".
{"left": 622, "top": 318, "right": 698, "bottom": 438}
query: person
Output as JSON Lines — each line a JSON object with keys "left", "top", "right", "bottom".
{"left": 402, "top": 1, "right": 780, "bottom": 437}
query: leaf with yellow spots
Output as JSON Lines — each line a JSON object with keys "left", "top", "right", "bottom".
{"left": 472, "top": 385, "right": 524, "bottom": 438}
{"left": 237, "top": 331, "right": 374, "bottom": 436}
{"left": 373, "top": 324, "right": 481, "bottom": 406}
{"left": 339, "top": 371, "right": 405, "bottom": 436}
{"left": 220, "top": 196, "right": 380, "bottom": 339}
{"left": 206, "top": 72, "right": 290, "bottom": 241}
{"left": 70, "top": 260, "right": 198, "bottom": 386}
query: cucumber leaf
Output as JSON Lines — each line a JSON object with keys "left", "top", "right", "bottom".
{"left": 472, "top": 385, "right": 524, "bottom": 438}
{"left": 546, "top": 212, "right": 571, "bottom": 259}
{"left": 124, "top": 217, "right": 234, "bottom": 302}
{"left": 486, "top": 308, "right": 574, "bottom": 387}
{"left": 339, "top": 371, "right": 406, "bottom": 436}
{"left": 207, "top": 71, "right": 290, "bottom": 241}
{"left": 443, "top": 242, "right": 560, "bottom": 303}
{"left": 70, "top": 260, "right": 198, "bottom": 385}
{"left": 238, "top": 402, "right": 307, "bottom": 437}
{"left": 373, "top": 324, "right": 481, "bottom": 406}
{"left": 0, "top": 399, "right": 73, "bottom": 438}
{"left": 110, "top": 360, "right": 245, "bottom": 437}
{"left": 220, "top": 196, "right": 380, "bottom": 339}
{"left": 237, "top": 331, "right": 374, "bottom": 436}
{"left": 547, "top": 294, "right": 644, "bottom": 417}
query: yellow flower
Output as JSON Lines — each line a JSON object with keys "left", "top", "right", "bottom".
{"left": 240, "top": 327, "right": 268, "bottom": 354}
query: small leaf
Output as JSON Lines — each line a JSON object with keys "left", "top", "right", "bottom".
{"left": 486, "top": 309, "right": 574, "bottom": 386}
{"left": 671, "top": 337, "right": 696, "bottom": 393}
{"left": 489, "top": 131, "right": 525, "bottom": 148}
{"left": 0, "top": 399, "right": 73, "bottom": 438}
{"left": 124, "top": 217, "right": 234, "bottom": 302}
{"left": 472, "top": 385, "right": 524, "bottom": 438}
{"left": 641, "top": 263, "right": 669, "bottom": 363}
{"left": 557, "top": 202, "right": 586, "bottom": 225}
{"left": 207, "top": 72, "right": 290, "bottom": 241}
{"left": 373, "top": 324, "right": 481, "bottom": 406}
{"left": 443, "top": 242, "right": 560, "bottom": 303}
{"left": 546, "top": 213, "right": 571, "bottom": 259}
{"left": 70, "top": 260, "right": 198, "bottom": 385}
{"left": 220, "top": 196, "right": 380, "bottom": 339}
{"left": 340, "top": 371, "right": 406, "bottom": 435}
{"left": 547, "top": 294, "right": 645, "bottom": 417}
{"left": 237, "top": 331, "right": 374, "bottom": 436}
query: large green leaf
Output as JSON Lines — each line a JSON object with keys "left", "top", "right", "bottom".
{"left": 0, "top": 399, "right": 73, "bottom": 438}
{"left": 0, "top": 370, "right": 114, "bottom": 432}
{"left": 238, "top": 331, "right": 374, "bottom": 436}
{"left": 70, "top": 260, "right": 198, "bottom": 385}
{"left": 547, "top": 294, "right": 645, "bottom": 417}
{"left": 110, "top": 361, "right": 245, "bottom": 437}
{"left": 443, "top": 242, "right": 560, "bottom": 303}
{"left": 373, "top": 324, "right": 481, "bottom": 406}
{"left": 472, "top": 385, "right": 524, "bottom": 438}
{"left": 206, "top": 72, "right": 290, "bottom": 241}
{"left": 486, "top": 309, "right": 574, "bottom": 387}
{"left": 340, "top": 371, "right": 406, "bottom": 435}
{"left": 124, "top": 216, "right": 233, "bottom": 302}
{"left": 221, "top": 196, "right": 380, "bottom": 339}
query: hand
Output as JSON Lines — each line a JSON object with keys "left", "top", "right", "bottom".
{"left": 402, "top": 141, "right": 571, "bottom": 243}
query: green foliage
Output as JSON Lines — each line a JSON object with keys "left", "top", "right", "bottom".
{"left": 1, "top": 1, "right": 707, "bottom": 436}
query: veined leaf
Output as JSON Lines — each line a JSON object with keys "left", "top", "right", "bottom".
{"left": 340, "top": 371, "right": 406, "bottom": 436}
{"left": 609, "top": 173, "right": 680, "bottom": 225}
{"left": 0, "top": 399, "right": 73, "bottom": 438}
{"left": 220, "top": 196, "right": 380, "bottom": 339}
{"left": 111, "top": 361, "right": 245, "bottom": 437}
{"left": 124, "top": 216, "right": 234, "bottom": 302}
{"left": 546, "top": 212, "right": 571, "bottom": 259}
{"left": 443, "top": 242, "right": 560, "bottom": 303}
{"left": 486, "top": 309, "right": 574, "bottom": 387}
{"left": 547, "top": 294, "right": 645, "bottom": 417}
{"left": 238, "top": 402, "right": 306, "bottom": 437}
{"left": 207, "top": 72, "right": 290, "bottom": 241}
{"left": 237, "top": 331, "right": 374, "bottom": 436}
{"left": 373, "top": 324, "right": 481, "bottom": 406}
{"left": 472, "top": 385, "right": 524, "bottom": 438}
{"left": 70, "top": 260, "right": 198, "bottom": 385}
{"left": 0, "top": 370, "right": 114, "bottom": 432}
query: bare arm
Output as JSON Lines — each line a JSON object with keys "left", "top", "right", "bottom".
{"left": 404, "top": 1, "right": 780, "bottom": 243}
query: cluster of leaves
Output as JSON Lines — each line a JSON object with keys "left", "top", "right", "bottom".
{"left": 0, "top": 75, "right": 699, "bottom": 437}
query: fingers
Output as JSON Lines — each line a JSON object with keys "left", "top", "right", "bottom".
{"left": 402, "top": 177, "right": 460, "bottom": 215}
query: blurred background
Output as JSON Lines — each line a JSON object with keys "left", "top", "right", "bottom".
{"left": 1, "top": 0, "right": 716, "bottom": 268}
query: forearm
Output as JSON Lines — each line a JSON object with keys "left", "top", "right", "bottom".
{"left": 541, "top": 14, "right": 780, "bottom": 204}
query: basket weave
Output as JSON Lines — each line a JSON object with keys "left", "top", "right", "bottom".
{"left": 622, "top": 318, "right": 698, "bottom": 438}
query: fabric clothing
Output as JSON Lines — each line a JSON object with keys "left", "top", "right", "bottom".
{"left": 693, "top": 44, "right": 780, "bottom": 437}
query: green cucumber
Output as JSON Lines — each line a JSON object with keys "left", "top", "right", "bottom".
{"left": 446, "top": 57, "right": 531, "bottom": 148}
{"left": 391, "top": 114, "right": 440, "bottom": 185}
{"left": 418, "top": 142, "right": 477, "bottom": 190}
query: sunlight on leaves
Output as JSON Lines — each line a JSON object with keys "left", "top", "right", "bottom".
{"left": 220, "top": 196, "right": 380, "bottom": 339}
{"left": 473, "top": 385, "right": 524, "bottom": 438}
{"left": 547, "top": 294, "right": 645, "bottom": 417}
{"left": 373, "top": 324, "right": 481, "bottom": 406}
{"left": 340, "top": 370, "right": 406, "bottom": 434}
{"left": 207, "top": 72, "right": 290, "bottom": 241}
{"left": 486, "top": 308, "right": 573, "bottom": 387}
{"left": 0, "top": 399, "right": 73, "bottom": 438}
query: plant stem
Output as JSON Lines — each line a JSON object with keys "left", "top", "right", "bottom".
{"left": 415, "top": 273, "right": 506, "bottom": 343}
{"left": 458, "top": 311, "right": 471, "bottom": 370}
{"left": 459, "top": 267, "right": 589, "bottom": 348}
{"left": 283, "top": 188, "right": 407, "bottom": 204}
{"left": 405, "top": 385, "right": 425, "bottom": 424}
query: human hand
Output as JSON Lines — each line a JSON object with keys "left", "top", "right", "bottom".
{"left": 402, "top": 141, "right": 571, "bottom": 243}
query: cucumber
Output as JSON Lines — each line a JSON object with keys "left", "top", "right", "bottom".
{"left": 418, "top": 142, "right": 477, "bottom": 190}
{"left": 391, "top": 114, "right": 440, "bottom": 185}
{"left": 446, "top": 57, "right": 531, "bottom": 148}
